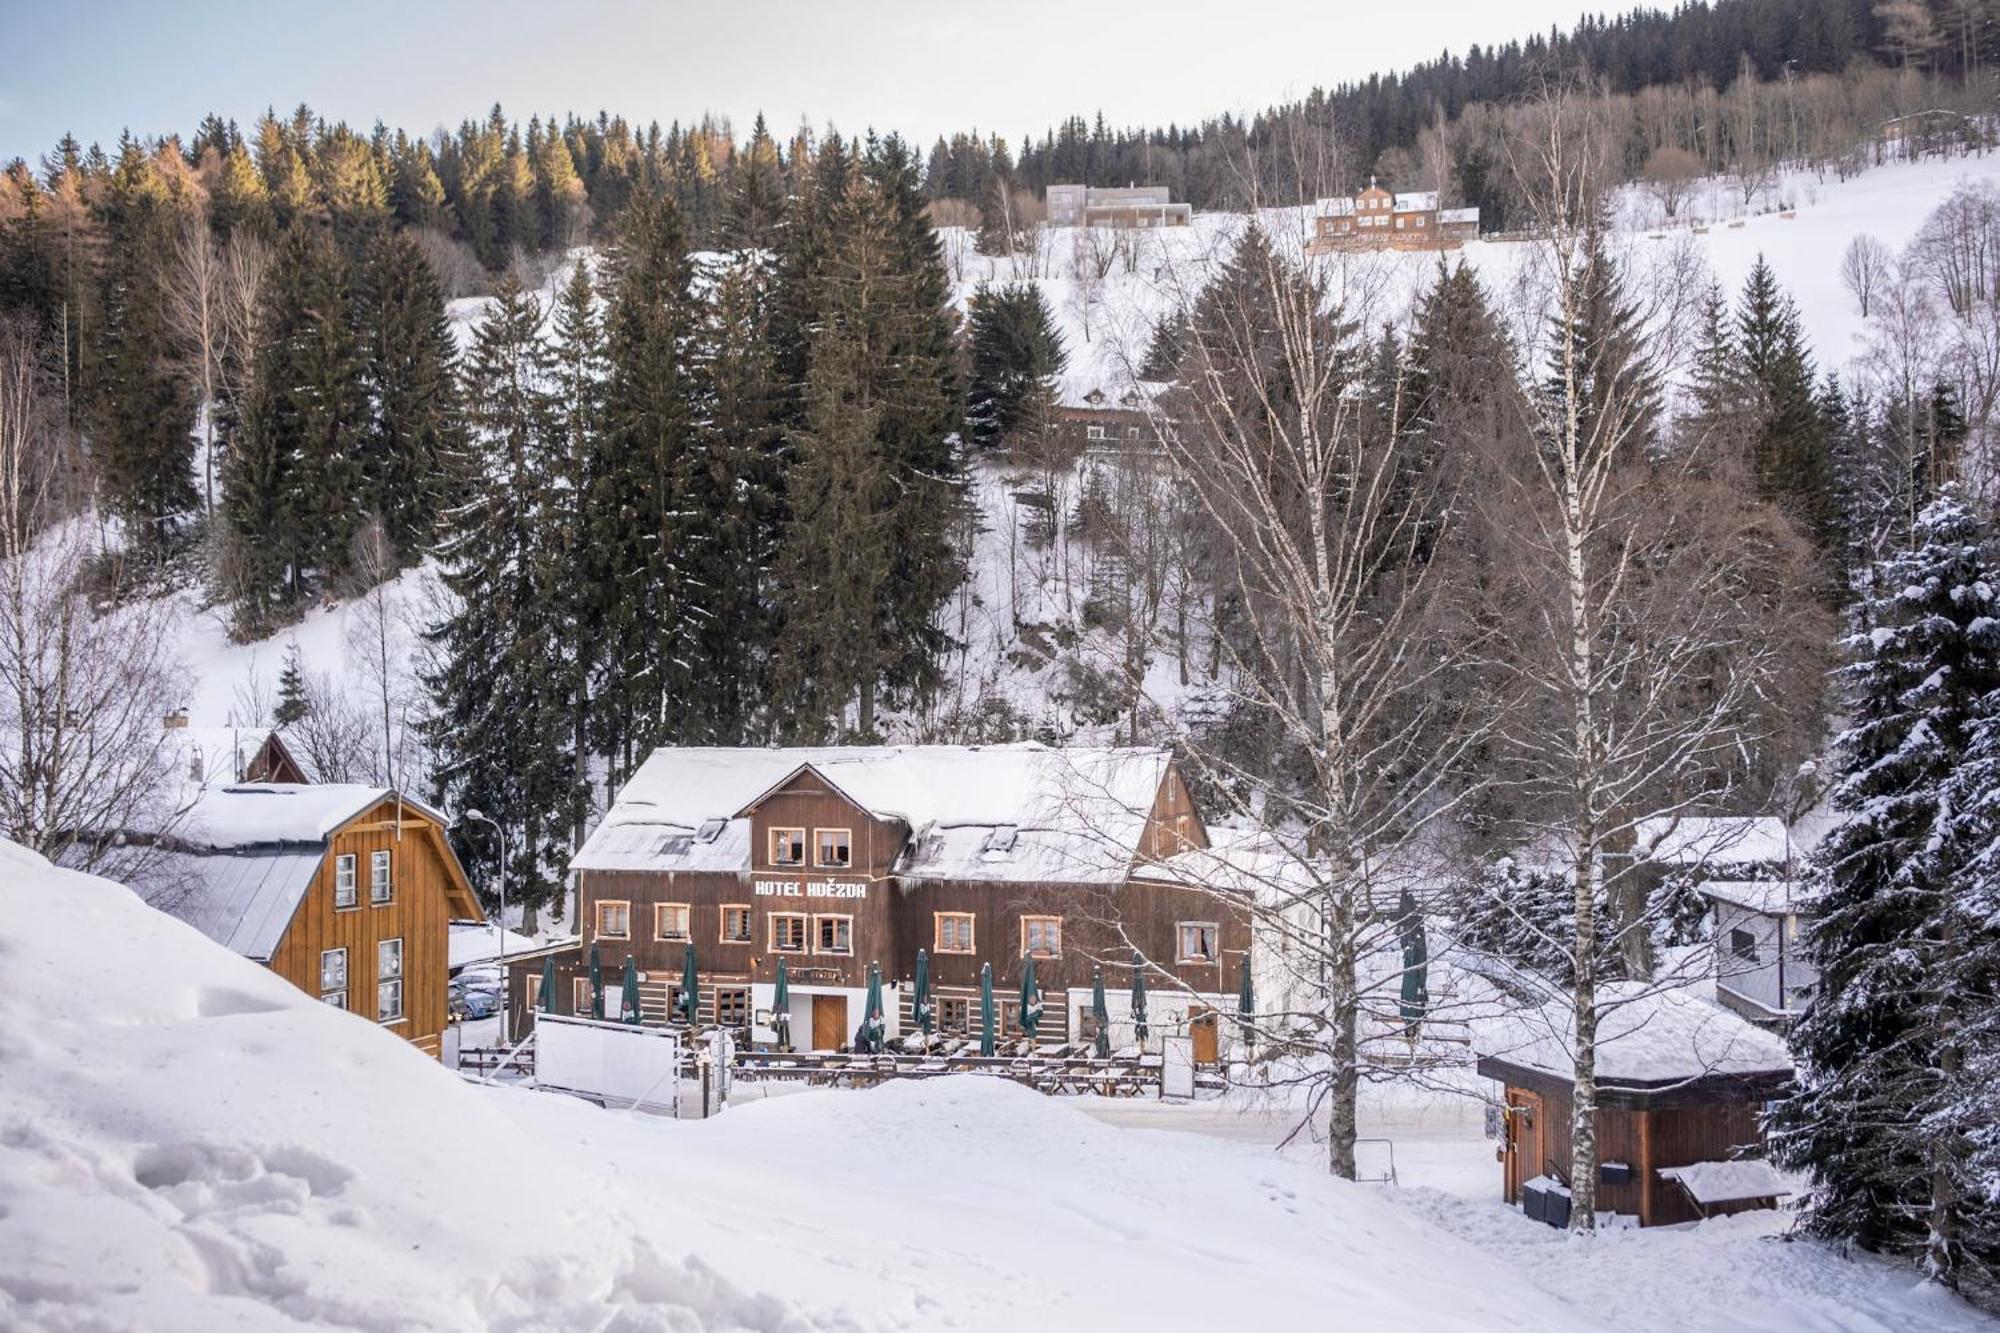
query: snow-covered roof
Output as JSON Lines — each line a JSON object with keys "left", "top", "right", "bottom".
{"left": 1634, "top": 815, "right": 1828, "bottom": 868}
{"left": 1131, "top": 826, "right": 1318, "bottom": 904}
{"left": 1438, "top": 207, "right": 1480, "bottom": 225}
{"left": 573, "top": 744, "right": 1175, "bottom": 884}
{"left": 1699, "top": 878, "right": 1817, "bottom": 916}
{"left": 141, "top": 846, "right": 325, "bottom": 961}
{"left": 1474, "top": 983, "right": 1793, "bottom": 1089}
{"left": 179, "top": 783, "right": 418, "bottom": 851}
{"left": 163, "top": 726, "right": 274, "bottom": 790}
{"left": 1393, "top": 191, "right": 1440, "bottom": 212}
{"left": 448, "top": 922, "right": 546, "bottom": 970}
{"left": 1658, "top": 1159, "right": 1792, "bottom": 1205}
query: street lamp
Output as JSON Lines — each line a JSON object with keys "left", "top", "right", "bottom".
{"left": 461, "top": 808, "right": 507, "bottom": 1025}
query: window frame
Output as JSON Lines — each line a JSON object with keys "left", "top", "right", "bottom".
{"left": 769, "top": 827, "right": 807, "bottom": 867}
{"left": 319, "top": 946, "right": 347, "bottom": 1007}
{"left": 369, "top": 848, "right": 393, "bottom": 905}
{"left": 769, "top": 911, "right": 808, "bottom": 954}
{"left": 654, "top": 901, "right": 691, "bottom": 942}
{"left": 938, "top": 996, "right": 971, "bottom": 1032}
{"left": 813, "top": 913, "right": 854, "bottom": 957}
{"left": 815, "top": 827, "right": 853, "bottom": 869}
{"left": 333, "top": 853, "right": 358, "bottom": 910}
{"left": 595, "top": 899, "right": 632, "bottom": 941}
{"left": 1021, "top": 914, "right": 1063, "bottom": 959}
{"left": 573, "top": 977, "right": 594, "bottom": 1014}
{"left": 1729, "top": 927, "right": 1761, "bottom": 964}
{"left": 934, "top": 911, "right": 976, "bottom": 955}
{"left": 714, "top": 986, "right": 751, "bottom": 1028}
{"left": 376, "top": 937, "right": 404, "bottom": 1024}
{"left": 1176, "top": 921, "right": 1220, "bottom": 964}
{"left": 720, "top": 904, "right": 753, "bottom": 945}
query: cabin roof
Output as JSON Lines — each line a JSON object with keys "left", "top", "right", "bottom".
{"left": 1634, "top": 814, "right": 1831, "bottom": 867}
{"left": 1473, "top": 982, "right": 1794, "bottom": 1096}
{"left": 1700, "top": 877, "right": 1818, "bottom": 916}
{"left": 573, "top": 744, "right": 1178, "bottom": 883}
{"left": 178, "top": 783, "right": 443, "bottom": 850}
{"left": 145, "top": 846, "right": 326, "bottom": 962}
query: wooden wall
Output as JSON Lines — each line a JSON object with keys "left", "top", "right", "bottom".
{"left": 266, "top": 798, "right": 464, "bottom": 1058}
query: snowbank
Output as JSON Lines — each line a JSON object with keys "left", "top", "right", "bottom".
{"left": 0, "top": 839, "right": 1600, "bottom": 1331}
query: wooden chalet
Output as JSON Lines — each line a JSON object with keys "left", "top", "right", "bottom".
{"left": 1306, "top": 180, "right": 1479, "bottom": 254}
{"left": 509, "top": 744, "right": 1249, "bottom": 1060}
{"left": 142, "top": 784, "right": 482, "bottom": 1060}
{"left": 1477, "top": 985, "right": 1795, "bottom": 1228}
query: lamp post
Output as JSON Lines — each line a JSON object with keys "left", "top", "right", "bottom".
{"left": 462, "top": 808, "right": 507, "bottom": 1028}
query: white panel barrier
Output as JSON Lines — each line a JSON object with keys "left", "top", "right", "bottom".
{"left": 1160, "top": 1034, "right": 1196, "bottom": 1100}
{"left": 536, "top": 1013, "right": 682, "bottom": 1113}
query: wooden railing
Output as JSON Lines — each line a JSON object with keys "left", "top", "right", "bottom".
{"left": 733, "top": 1045, "right": 1227, "bottom": 1097}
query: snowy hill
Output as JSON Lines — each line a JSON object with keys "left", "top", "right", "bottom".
{"left": 163, "top": 151, "right": 2000, "bottom": 781}
{"left": 0, "top": 840, "right": 1602, "bottom": 1331}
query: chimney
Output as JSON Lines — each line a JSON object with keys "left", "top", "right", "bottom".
{"left": 164, "top": 709, "right": 189, "bottom": 730}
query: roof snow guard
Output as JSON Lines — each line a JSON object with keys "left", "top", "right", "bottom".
{"left": 571, "top": 744, "right": 1174, "bottom": 884}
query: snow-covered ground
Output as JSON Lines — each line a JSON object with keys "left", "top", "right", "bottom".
{"left": 6, "top": 842, "right": 1994, "bottom": 1331}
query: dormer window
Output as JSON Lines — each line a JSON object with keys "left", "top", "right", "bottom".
{"left": 696, "top": 817, "right": 727, "bottom": 843}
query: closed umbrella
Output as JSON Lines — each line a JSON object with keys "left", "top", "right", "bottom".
{"left": 1130, "top": 950, "right": 1148, "bottom": 1046}
{"left": 1237, "top": 957, "right": 1255, "bottom": 1059}
{"left": 772, "top": 958, "right": 792, "bottom": 1052}
{"left": 913, "top": 948, "right": 934, "bottom": 1043}
{"left": 979, "top": 962, "right": 996, "bottom": 1057}
{"left": 1018, "top": 957, "right": 1043, "bottom": 1043}
{"left": 1090, "top": 966, "right": 1111, "bottom": 1059}
{"left": 858, "top": 962, "right": 886, "bottom": 1053}
{"left": 588, "top": 943, "right": 605, "bottom": 1020}
{"left": 1398, "top": 888, "right": 1429, "bottom": 1033}
{"left": 620, "top": 954, "right": 641, "bottom": 1025}
{"left": 536, "top": 956, "right": 556, "bottom": 1012}
{"left": 678, "top": 941, "right": 699, "bottom": 1026}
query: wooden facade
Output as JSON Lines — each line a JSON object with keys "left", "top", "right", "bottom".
{"left": 510, "top": 751, "right": 1249, "bottom": 1053}
{"left": 1483, "top": 1055, "right": 1790, "bottom": 1227}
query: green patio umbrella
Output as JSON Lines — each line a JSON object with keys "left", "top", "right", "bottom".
{"left": 1237, "top": 957, "right": 1255, "bottom": 1059}
{"left": 979, "top": 962, "right": 996, "bottom": 1056}
{"left": 912, "top": 948, "right": 934, "bottom": 1042}
{"left": 1130, "top": 950, "right": 1148, "bottom": 1045}
{"left": 858, "top": 962, "right": 886, "bottom": 1053}
{"left": 678, "top": 941, "right": 699, "bottom": 1026}
{"left": 1018, "top": 957, "right": 1043, "bottom": 1043}
{"left": 772, "top": 958, "right": 792, "bottom": 1051}
{"left": 588, "top": 943, "right": 605, "bottom": 1020}
{"left": 1398, "top": 888, "right": 1429, "bottom": 1032}
{"left": 1090, "top": 966, "right": 1111, "bottom": 1059}
{"left": 536, "top": 955, "right": 556, "bottom": 1012}
{"left": 620, "top": 955, "right": 641, "bottom": 1025}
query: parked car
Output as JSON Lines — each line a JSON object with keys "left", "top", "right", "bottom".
{"left": 450, "top": 975, "right": 503, "bottom": 1020}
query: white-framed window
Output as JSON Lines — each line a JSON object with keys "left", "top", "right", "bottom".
{"left": 1021, "top": 915, "right": 1062, "bottom": 959}
{"left": 935, "top": 912, "right": 975, "bottom": 954}
{"left": 573, "top": 977, "right": 594, "bottom": 1014}
{"left": 770, "top": 912, "right": 807, "bottom": 953}
{"left": 770, "top": 827, "right": 806, "bottom": 866}
{"left": 655, "top": 902, "right": 690, "bottom": 941}
{"left": 376, "top": 937, "right": 404, "bottom": 1023}
{"left": 721, "top": 904, "right": 753, "bottom": 943}
{"left": 369, "top": 849, "right": 392, "bottom": 905}
{"left": 320, "top": 947, "right": 347, "bottom": 1008}
{"left": 1086, "top": 424, "right": 1106, "bottom": 441}
{"left": 596, "top": 900, "right": 631, "bottom": 940}
{"left": 816, "top": 828, "right": 852, "bottom": 868}
{"left": 1177, "top": 922, "right": 1219, "bottom": 963}
{"left": 333, "top": 854, "right": 358, "bottom": 910}
{"left": 814, "top": 914, "right": 853, "bottom": 956}
{"left": 938, "top": 996, "right": 971, "bottom": 1032}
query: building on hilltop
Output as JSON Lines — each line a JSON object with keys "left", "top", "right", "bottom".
{"left": 1306, "top": 179, "right": 1479, "bottom": 253}
{"left": 1046, "top": 183, "right": 1191, "bottom": 229}
{"left": 508, "top": 744, "right": 1249, "bottom": 1060}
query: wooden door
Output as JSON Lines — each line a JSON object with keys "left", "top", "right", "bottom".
{"left": 1190, "top": 1008, "right": 1219, "bottom": 1064}
{"left": 1504, "top": 1090, "right": 1542, "bottom": 1202}
{"left": 811, "top": 994, "right": 846, "bottom": 1051}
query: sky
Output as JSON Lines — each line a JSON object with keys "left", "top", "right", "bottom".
{"left": 1, "top": 0, "right": 1652, "bottom": 164}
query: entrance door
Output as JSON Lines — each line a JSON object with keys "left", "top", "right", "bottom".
{"left": 1190, "top": 1008, "right": 1219, "bottom": 1064}
{"left": 811, "top": 994, "right": 846, "bottom": 1051}
{"left": 1504, "top": 1090, "right": 1542, "bottom": 1202}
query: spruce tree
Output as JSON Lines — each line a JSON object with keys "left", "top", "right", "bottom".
{"left": 723, "top": 113, "right": 786, "bottom": 251}
{"left": 356, "top": 230, "right": 460, "bottom": 561}
{"left": 224, "top": 224, "right": 366, "bottom": 633}
{"left": 1542, "top": 216, "right": 1657, "bottom": 458}
{"left": 964, "top": 283, "right": 1067, "bottom": 451}
{"left": 273, "top": 642, "right": 309, "bottom": 727}
{"left": 93, "top": 135, "right": 197, "bottom": 557}
{"left": 1772, "top": 490, "right": 2000, "bottom": 1279}
{"left": 1739, "top": 257, "right": 1839, "bottom": 559}
{"left": 424, "top": 277, "right": 570, "bottom": 925}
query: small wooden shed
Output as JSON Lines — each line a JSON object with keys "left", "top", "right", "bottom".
{"left": 1475, "top": 985, "right": 1794, "bottom": 1228}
